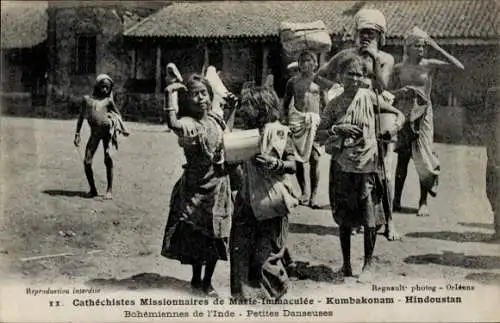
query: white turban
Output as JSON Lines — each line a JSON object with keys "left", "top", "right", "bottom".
{"left": 403, "top": 26, "right": 430, "bottom": 61}
{"left": 96, "top": 74, "right": 113, "bottom": 85}
{"left": 354, "top": 8, "right": 387, "bottom": 46}
{"left": 287, "top": 61, "right": 299, "bottom": 71}
{"left": 404, "top": 26, "right": 429, "bottom": 46}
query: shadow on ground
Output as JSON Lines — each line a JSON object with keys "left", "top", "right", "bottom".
{"left": 289, "top": 261, "right": 343, "bottom": 284}
{"left": 394, "top": 207, "right": 419, "bottom": 214}
{"left": 86, "top": 273, "right": 197, "bottom": 295}
{"left": 43, "top": 189, "right": 89, "bottom": 198}
{"left": 405, "top": 231, "right": 495, "bottom": 243}
{"left": 404, "top": 251, "right": 500, "bottom": 270}
{"left": 289, "top": 223, "right": 339, "bottom": 236}
{"left": 465, "top": 272, "right": 500, "bottom": 286}
{"left": 314, "top": 204, "right": 331, "bottom": 210}
{"left": 130, "top": 128, "right": 172, "bottom": 134}
{"left": 458, "top": 222, "right": 494, "bottom": 230}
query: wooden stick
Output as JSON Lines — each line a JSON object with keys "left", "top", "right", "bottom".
{"left": 20, "top": 252, "right": 75, "bottom": 261}
{"left": 20, "top": 250, "right": 103, "bottom": 262}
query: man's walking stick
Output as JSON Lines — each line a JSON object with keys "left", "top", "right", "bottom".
{"left": 374, "top": 89, "right": 394, "bottom": 232}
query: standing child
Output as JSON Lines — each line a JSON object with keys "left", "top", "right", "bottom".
{"left": 161, "top": 74, "right": 234, "bottom": 297}
{"left": 230, "top": 86, "right": 299, "bottom": 300}
{"left": 283, "top": 51, "right": 333, "bottom": 208}
{"left": 73, "top": 74, "right": 129, "bottom": 199}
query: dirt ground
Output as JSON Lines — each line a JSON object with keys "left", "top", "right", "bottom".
{"left": 1, "top": 116, "right": 499, "bottom": 297}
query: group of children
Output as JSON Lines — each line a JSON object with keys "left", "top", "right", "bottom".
{"left": 160, "top": 70, "right": 298, "bottom": 299}
{"left": 156, "top": 11, "right": 408, "bottom": 296}
{"left": 73, "top": 8, "right": 473, "bottom": 299}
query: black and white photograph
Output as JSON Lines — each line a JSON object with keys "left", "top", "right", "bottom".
{"left": 1, "top": 1, "right": 499, "bottom": 322}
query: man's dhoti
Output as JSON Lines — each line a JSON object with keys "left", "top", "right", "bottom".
{"left": 288, "top": 108, "right": 321, "bottom": 163}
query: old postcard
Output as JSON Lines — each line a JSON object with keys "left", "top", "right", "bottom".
{"left": 1, "top": 0, "right": 499, "bottom": 322}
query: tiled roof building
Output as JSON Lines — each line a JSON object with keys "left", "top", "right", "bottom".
{"left": 125, "top": 1, "right": 499, "bottom": 44}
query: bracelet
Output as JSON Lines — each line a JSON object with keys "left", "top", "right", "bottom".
{"left": 269, "top": 158, "right": 278, "bottom": 170}
{"left": 328, "top": 126, "right": 337, "bottom": 136}
{"left": 276, "top": 159, "right": 284, "bottom": 172}
{"left": 270, "top": 158, "right": 283, "bottom": 171}
{"left": 164, "top": 108, "right": 176, "bottom": 112}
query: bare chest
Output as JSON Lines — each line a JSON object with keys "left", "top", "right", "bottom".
{"left": 292, "top": 78, "right": 321, "bottom": 112}
{"left": 85, "top": 97, "right": 111, "bottom": 124}
{"left": 398, "top": 64, "right": 431, "bottom": 87}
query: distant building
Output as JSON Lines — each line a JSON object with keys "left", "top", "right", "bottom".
{"left": 1, "top": 1, "right": 48, "bottom": 112}
{"left": 2, "top": 0, "right": 499, "bottom": 134}
{"left": 123, "top": 1, "right": 500, "bottom": 106}
{"left": 45, "top": 1, "right": 167, "bottom": 119}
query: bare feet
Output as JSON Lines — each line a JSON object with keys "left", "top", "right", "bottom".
{"left": 103, "top": 192, "right": 113, "bottom": 200}
{"left": 299, "top": 194, "right": 310, "bottom": 206}
{"left": 417, "top": 203, "right": 430, "bottom": 217}
{"left": 85, "top": 190, "right": 98, "bottom": 198}
{"left": 190, "top": 278, "right": 202, "bottom": 290}
{"left": 202, "top": 283, "right": 219, "bottom": 297}
{"left": 357, "top": 262, "right": 375, "bottom": 283}
{"left": 309, "top": 195, "right": 320, "bottom": 209}
{"left": 384, "top": 221, "right": 402, "bottom": 241}
{"left": 340, "top": 264, "right": 353, "bottom": 278}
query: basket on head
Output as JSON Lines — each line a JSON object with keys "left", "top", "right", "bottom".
{"left": 279, "top": 20, "right": 332, "bottom": 58}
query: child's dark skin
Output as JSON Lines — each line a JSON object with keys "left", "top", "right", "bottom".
{"left": 74, "top": 80, "right": 121, "bottom": 200}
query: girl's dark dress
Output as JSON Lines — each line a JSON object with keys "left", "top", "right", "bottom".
{"left": 230, "top": 122, "right": 299, "bottom": 299}
{"left": 161, "top": 112, "right": 233, "bottom": 264}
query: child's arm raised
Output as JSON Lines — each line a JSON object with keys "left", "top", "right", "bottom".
{"left": 164, "top": 83, "right": 186, "bottom": 135}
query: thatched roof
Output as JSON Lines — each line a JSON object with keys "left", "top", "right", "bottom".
{"left": 1, "top": 1, "right": 48, "bottom": 49}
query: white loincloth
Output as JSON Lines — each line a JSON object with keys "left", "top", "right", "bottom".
{"left": 288, "top": 107, "right": 321, "bottom": 163}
